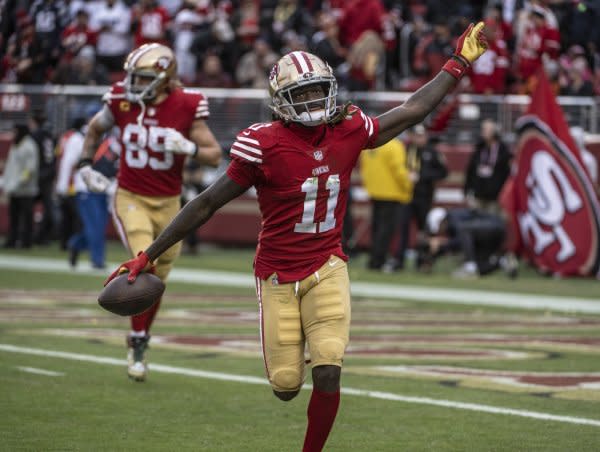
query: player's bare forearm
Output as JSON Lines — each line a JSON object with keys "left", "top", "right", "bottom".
{"left": 145, "top": 173, "right": 247, "bottom": 260}
{"left": 81, "top": 108, "right": 113, "bottom": 162}
{"left": 374, "top": 71, "right": 458, "bottom": 146}
{"left": 190, "top": 120, "right": 222, "bottom": 167}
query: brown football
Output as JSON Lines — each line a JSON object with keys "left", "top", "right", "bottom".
{"left": 98, "top": 272, "right": 165, "bottom": 316}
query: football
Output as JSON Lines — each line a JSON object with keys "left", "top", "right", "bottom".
{"left": 98, "top": 272, "right": 165, "bottom": 316}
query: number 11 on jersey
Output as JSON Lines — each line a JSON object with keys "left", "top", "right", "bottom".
{"left": 294, "top": 174, "right": 340, "bottom": 234}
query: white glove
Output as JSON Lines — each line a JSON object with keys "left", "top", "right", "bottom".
{"left": 79, "top": 165, "right": 111, "bottom": 193}
{"left": 164, "top": 128, "right": 198, "bottom": 156}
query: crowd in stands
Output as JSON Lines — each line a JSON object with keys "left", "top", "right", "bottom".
{"left": 1, "top": 0, "right": 600, "bottom": 96}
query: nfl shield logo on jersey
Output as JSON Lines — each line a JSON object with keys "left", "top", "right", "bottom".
{"left": 313, "top": 150, "right": 324, "bottom": 161}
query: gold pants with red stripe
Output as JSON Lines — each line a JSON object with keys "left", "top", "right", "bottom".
{"left": 256, "top": 255, "right": 351, "bottom": 392}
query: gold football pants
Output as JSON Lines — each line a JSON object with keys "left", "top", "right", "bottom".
{"left": 256, "top": 255, "right": 351, "bottom": 392}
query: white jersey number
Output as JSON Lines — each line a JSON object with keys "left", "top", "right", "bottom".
{"left": 294, "top": 174, "right": 340, "bottom": 234}
{"left": 122, "top": 123, "right": 174, "bottom": 170}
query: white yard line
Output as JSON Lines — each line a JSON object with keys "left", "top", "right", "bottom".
{"left": 2, "top": 343, "right": 599, "bottom": 427}
{"left": 16, "top": 366, "right": 64, "bottom": 376}
{"left": 1, "top": 254, "right": 600, "bottom": 313}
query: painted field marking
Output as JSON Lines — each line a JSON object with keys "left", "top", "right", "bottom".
{"left": 2, "top": 343, "right": 600, "bottom": 428}
{"left": 1, "top": 255, "right": 600, "bottom": 314}
{"left": 16, "top": 366, "right": 64, "bottom": 377}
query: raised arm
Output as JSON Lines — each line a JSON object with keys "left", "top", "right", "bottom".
{"left": 373, "top": 22, "right": 488, "bottom": 147}
{"left": 105, "top": 172, "right": 248, "bottom": 283}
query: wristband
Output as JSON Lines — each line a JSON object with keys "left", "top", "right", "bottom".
{"left": 76, "top": 158, "right": 93, "bottom": 169}
{"left": 442, "top": 57, "right": 468, "bottom": 80}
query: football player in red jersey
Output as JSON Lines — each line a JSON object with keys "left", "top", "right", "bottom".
{"left": 106, "top": 23, "right": 488, "bottom": 451}
{"left": 77, "top": 43, "right": 222, "bottom": 381}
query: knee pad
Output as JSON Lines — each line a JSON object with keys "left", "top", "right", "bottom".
{"left": 270, "top": 367, "right": 303, "bottom": 392}
{"left": 314, "top": 339, "right": 346, "bottom": 365}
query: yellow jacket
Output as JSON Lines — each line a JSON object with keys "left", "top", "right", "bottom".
{"left": 359, "top": 138, "right": 414, "bottom": 203}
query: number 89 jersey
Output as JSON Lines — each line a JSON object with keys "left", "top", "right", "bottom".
{"left": 226, "top": 105, "right": 379, "bottom": 283}
{"left": 104, "top": 83, "right": 209, "bottom": 196}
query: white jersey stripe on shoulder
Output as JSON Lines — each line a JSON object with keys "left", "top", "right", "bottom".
{"left": 231, "top": 149, "right": 263, "bottom": 164}
{"left": 366, "top": 116, "right": 374, "bottom": 137}
{"left": 232, "top": 142, "right": 262, "bottom": 156}
{"left": 359, "top": 111, "right": 369, "bottom": 132}
{"left": 236, "top": 136, "right": 260, "bottom": 146}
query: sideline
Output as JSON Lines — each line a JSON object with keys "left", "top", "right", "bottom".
{"left": 2, "top": 343, "right": 600, "bottom": 428}
{"left": 1, "top": 254, "right": 600, "bottom": 313}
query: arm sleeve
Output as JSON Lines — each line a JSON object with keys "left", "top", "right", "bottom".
{"left": 356, "top": 107, "right": 380, "bottom": 149}
{"left": 226, "top": 158, "right": 260, "bottom": 189}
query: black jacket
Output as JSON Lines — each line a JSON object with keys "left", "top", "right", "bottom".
{"left": 407, "top": 143, "right": 448, "bottom": 202}
{"left": 464, "top": 139, "right": 511, "bottom": 202}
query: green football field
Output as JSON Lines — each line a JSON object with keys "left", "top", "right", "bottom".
{"left": 1, "top": 243, "right": 600, "bottom": 451}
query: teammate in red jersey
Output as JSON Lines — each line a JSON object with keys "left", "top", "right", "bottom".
{"left": 106, "top": 23, "right": 488, "bottom": 451}
{"left": 77, "top": 43, "right": 222, "bottom": 381}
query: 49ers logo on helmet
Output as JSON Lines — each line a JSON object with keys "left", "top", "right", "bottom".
{"left": 512, "top": 117, "right": 600, "bottom": 276}
{"left": 155, "top": 56, "right": 171, "bottom": 70}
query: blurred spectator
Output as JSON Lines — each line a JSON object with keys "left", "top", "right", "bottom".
{"left": 160, "top": 0, "right": 183, "bottom": 18}
{"left": 338, "top": 0, "right": 391, "bottom": 90}
{"left": 423, "top": 206, "right": 518, "bottom": 279}
{"left": 235, "top": 37, "right": 278, "bottom": 88}
{"left": 514, "top": 4, "right": 560, "bottom": 93}
{"left": 2, "top": 15, "right": 47, "bottom": 83}
{"left": 310, "top": 11, "right": 347, "bottom": 73}
{"left": 55, "top": 117, "right": 87, "bottom": 251}
{"left": 60, "top": 8, "right": 97, "bottom": 63}
{"left": 192, "top": 5, "right": 237, "bottom": 76}
{"left": 29, "top": 0, "right": 69, "bottom": 71}
{"left": 90, "top": 0, "right": 132, "bottom": 73}
{"left": 346, "top": 30, "right": 384, "bottom": 90}
{"left": 269, "top": 0, "right": 313, "bottom": 53}
{"left": 196, "top": 53, "right": 234, "bottom": 87}
{"left": 231, "top": 0, "right": 260, "bottom": 48}
{"left": 338, "top": 0, "right": 387, "bottom": 49}
{"left": 423, "top": 17, "right": 455, "bottom": 81}
{"left": 2, "top": 124, "right": 40, "bottom": 249}
{"left": 53, "top": 45, "right": 110, "bottom": 85}
{"left": 386, "top": 124, "right": 447, "bottom": 272}
{"left": 464, "top": 119, "right": 511, "bottom": 216}
{"left": 469, "top": 17, "right": 510, "bottom": 94}
{"left": 360, "top": 137, "right": 413, "bottom": 271}
{"left": 28, "top": 110, "right": 57, "bottom": 245}
{"left": 173, "top": 1, "right": 205, "bottom": 84}
{"left": 131, "top": 0, "right": 171, "bottom": 47}
{"left": 560, "top": 52, "right": 594, "bottom": 96}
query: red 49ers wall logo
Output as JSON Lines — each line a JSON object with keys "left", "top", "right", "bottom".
{"left": 512, "top": 116, "right": 600, "bottom": 276}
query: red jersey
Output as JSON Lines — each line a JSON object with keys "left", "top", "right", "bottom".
{"left": 133, "top": 6, "right": 170, "bottom": 47}
{"left": 470, "top": 38, "right": 509, "bottom": 94}
{"left": 61, "top": 24, "right": 97, "bottom": 61}
{"left": 226, "top": 106, "right": 379, "bottom": 282}
{"left": 104, "top": 83, "right": 209, "bottom": 196}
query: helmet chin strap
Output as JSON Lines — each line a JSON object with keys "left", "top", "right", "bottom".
{"left": 132, "top": 73, "right": 167, "bottom": 127}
